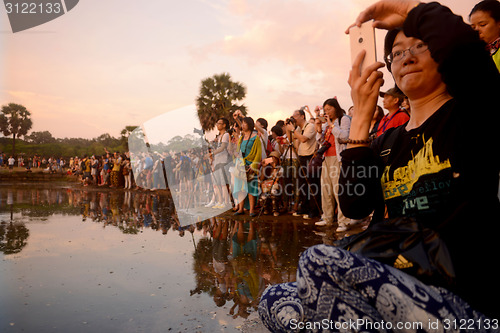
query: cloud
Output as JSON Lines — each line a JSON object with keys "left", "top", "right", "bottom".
{"left": 192, "top": 0, "right": 357, "bottom": 74}
{"left": 189, "top": 0, "right": 369, "bottom": 119}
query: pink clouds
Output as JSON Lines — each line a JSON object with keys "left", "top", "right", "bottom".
{"left": 195, "top": 0, "right": 355, "bottom": 73}
{"left": 189, "top": 0, "right": 368, "bottom": 117}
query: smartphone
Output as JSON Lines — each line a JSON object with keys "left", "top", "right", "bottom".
{"left": 349, "top": 21, "right": 377, "bottom": 73}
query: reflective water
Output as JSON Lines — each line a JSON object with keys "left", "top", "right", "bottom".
{"left": 0, "top": 185, "right": 323, "bottom": 332}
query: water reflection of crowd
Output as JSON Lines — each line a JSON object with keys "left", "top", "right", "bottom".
{"left": 191, "top": 217, "right": 318, "bottom": 319}
{"left": 1, "top": 187, "right": 321, "bottom": 318}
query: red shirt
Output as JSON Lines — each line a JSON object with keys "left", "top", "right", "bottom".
{"left": 324, "top": 127, "right": 337, "bottom": 157}
{"left": 376, "top": 109, "right": 410, "bottom": 137}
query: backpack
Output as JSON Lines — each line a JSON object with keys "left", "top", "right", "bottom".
{"left": 265, "top": 138, "right": 273, "bottom": 157}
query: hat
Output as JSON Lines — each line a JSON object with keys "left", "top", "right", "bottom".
{"left": 269, "top": 151, "right": 280, "bottom": 160}
{"left": 379, "top": 86, "right": 406, "bottom": 100}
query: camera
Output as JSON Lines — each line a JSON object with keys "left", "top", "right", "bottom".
{"left": 193, "top": 128, "right": 205, "bottom": 136}
{"left": 285, "top": 117, "right": 296, "bottom": 126}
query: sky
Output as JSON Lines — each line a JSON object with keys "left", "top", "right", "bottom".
{"left": 0, "top": 0, "right": 477, "bottom": 140}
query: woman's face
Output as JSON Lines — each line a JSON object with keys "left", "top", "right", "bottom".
{"left": 241, "top": 121, "right": 250, "bottom": 132}
{"left": 323, "top": 104, "right": 336, "bottom": 119}
{"left": 470, "top": 10, "right": 500, "bottom": 44}
{"left": 390, "top": 32, "right": 445, "bottom": 100}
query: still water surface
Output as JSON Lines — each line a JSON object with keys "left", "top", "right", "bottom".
{"left": 0, "top": 185, "right": 322, "bottom": 332}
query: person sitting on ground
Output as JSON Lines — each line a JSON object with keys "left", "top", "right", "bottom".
{"left": 259, "top": 1, "right": 500, "bottom": 330}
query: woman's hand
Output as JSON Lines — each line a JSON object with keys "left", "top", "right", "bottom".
{"left": 325, "top": 114, "right": 334, "bottom": 127}
{"left": 345, "top": 0, "right": 420, "bottom": 33}
{"left": 347, "top": 50, "right": 385, "bottom": 146}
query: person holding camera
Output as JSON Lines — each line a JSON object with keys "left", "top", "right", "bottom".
{"left": 314, "top": 98, "right": 352, "bottom": 231}
{"left": 210, "top": 117, "right": 232, "bottom": 209}
{"left": 286, "top": 108, "right": 320, "bottom": 219}
{"left": 280, "top": 118, "right": 301, "bottom": 215}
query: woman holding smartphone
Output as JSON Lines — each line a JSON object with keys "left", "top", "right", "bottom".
{"left": 258, "top": 1, "right": 500, "bottom": 331}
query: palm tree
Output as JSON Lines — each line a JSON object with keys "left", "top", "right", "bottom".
{"left": 0, "top": 103, "right": 33, "bottom": 156}
{"left": 120, "top": 125, "right": 139, "bottom": 150}
{"left": 195, "top": 73, "right": 247, "bottom": 131}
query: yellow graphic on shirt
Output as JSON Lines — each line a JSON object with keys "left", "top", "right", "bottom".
{"left": 381, "top": 137, "right": 451, "bottom": 200}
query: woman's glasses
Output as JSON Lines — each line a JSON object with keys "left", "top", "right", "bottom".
{"left": 386, "top": 42, "right": 429, "bottom": 64}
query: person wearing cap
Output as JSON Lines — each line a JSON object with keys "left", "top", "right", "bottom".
{"left": 376, "top": 86, "right": 410, "bottom": 137}
{"left": 259, "top": 1, "right": 499, "bottom": 330}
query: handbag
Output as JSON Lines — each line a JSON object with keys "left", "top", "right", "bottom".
{"left": 336, "top": 217, "right": 456, "bottom": 288}
{"left": 307, "top": 141, "right": 331, "bottom": 175}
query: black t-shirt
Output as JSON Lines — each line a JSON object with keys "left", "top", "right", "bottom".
{"left": 339, "top": 2, "right": 500, "bottom": 318}
{"left": 377, "top": 100, "right": 458, "bottom": 226}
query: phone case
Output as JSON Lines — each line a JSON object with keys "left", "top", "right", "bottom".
{"left": 349, "top": 21, "right": 377, "bottom": 73}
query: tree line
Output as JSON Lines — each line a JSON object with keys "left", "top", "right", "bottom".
{"left": 1, "top": 72, "right": 248, "bottom": 158}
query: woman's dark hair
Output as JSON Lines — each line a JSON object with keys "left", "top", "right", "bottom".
{"left": 217, "top": 117, "right": 230, "bottom": 130}
{"left": 374, "top": 105, "right": 385, "bottom": 122}
{"left": 384, "top": 28, "right": 402, "bottom": 73}
{"left": 470, "top": 0, "right": 500, "bottom": 22}
{"left": 276, "top": 120, "right": 285, "bottom": 127}
{"left": 256, "top": 118, "right": 268, "bottom": 130}
{"left": 323, "top": 98, "right": 346, "bottom": 120}
{"left": 241, "top": 117, "right": 254, "bottom": 131}
{"left": 270, "top": 125, "right": 283, "bottom": 137}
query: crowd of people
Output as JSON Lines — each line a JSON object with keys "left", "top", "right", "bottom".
{"left": 0, "top": 151, "right": 137, "bottom": 188}
{"left": 2, "top": 0, "right": 499, "bottom": 327}
{"left": 196, "top": 92, "right": 408, "bottom": 231}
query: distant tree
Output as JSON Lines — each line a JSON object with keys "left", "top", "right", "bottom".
{"left": 120, "top": 125, "right": 139, "bottom": 150}
{"left": 94, "top": 133, "right": 119, "bottom": 149}
{"left": 165, "top": 134, "right": 200, "bottom": 153}
{"left": 0, "top": 103, "right": 33, "bottom": 156}
{"left": 120, "top": 126, "right": 139, "bottom": 139}
{"left": 25, "top": 130, "right": 55, "bottom": 144}
{"left": 195, "top": 73, "right": 247, "bottom": 132}
{"left": 0, "top": 222, "right": 30, "bottom": 255}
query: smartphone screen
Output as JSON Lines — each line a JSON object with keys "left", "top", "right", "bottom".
{"left": 349, "top": 21, "right": 377, "bottom": 73}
